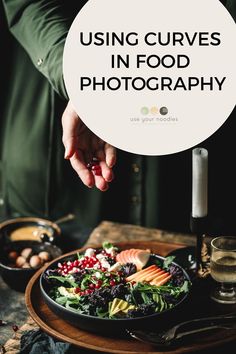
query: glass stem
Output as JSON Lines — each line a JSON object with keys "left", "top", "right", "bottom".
{"left": 220, "top": 283, "right": 235, "bottom": 297}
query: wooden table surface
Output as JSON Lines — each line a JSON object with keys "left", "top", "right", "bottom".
{"left": 0, "top": 221, "right": 231, "bottom": 353}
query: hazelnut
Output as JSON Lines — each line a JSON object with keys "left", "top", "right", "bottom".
{"left": 16, "top": 256, "right": 26, "bottom": 267}
{"left": 8, "top": 251, "right": 18, "bottom": 261}
{"left": 29, "top": 255, "right": 42, "bottom": 269}
{"left": 22, "top": 262, "right": 30, "bottom": 269}
{"left": 38, "top": 251, "right": 50, "bottom": 262}
{"left": 21, "top": 248, "right": 32, "bottom": 259}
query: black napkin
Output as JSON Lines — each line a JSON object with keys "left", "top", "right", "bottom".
{"left": 20, "top": 329, "right": 102, "bottom": 354}
{"left": 20, "top": 330, "right": 70, "bottom": 354}
{"left": 20, "top": 329, "right": 74, "bottom": 354}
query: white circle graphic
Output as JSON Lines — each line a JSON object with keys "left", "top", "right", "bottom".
{"left": 63, "top": 0, "right": 236, "bottom": 155}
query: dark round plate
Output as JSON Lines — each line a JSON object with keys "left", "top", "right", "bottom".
{"left": 40, "top": 245, "right": 191, "bottom": 335}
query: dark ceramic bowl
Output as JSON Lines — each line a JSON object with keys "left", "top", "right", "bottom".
{"left": 0, "top": 217, "right": 61, "bottom": 245}
{"left": 0, "top": 240, "right": 62, "bottom": 292}
{"left": 40, "top": 251, "right": 191, "bottom": 335}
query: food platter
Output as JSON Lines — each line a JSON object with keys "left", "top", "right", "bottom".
{"left": 25, "top": 241, "right": 236, "bottom": 353}
{"left": 39, "top": 241, "right": 191, "bottom": 335}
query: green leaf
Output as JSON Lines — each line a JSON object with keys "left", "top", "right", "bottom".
{"left": 152, "top": 293, "right": 160, "bottom": 303}
{"left": 163, "top": 256, "right": 176, "bottom": 269}
{"left": 77, "top": 252, "right": 84, "bottom": 260}
{"left": 152, "top": 258, "right": 162, "bottom": 267}
{"left": 102, "top": 241, "right": 113, "bottom": 249}
{"left": 141, "top": 292, "right": 151, "bottom": 304}
{"left": 48, "top": 275, "right": 78, "bottom": 288}
{"left": 55, "top": 296, "right": 68, "bottom": 305}
{"left": 80, "top": 274, "right": 90, "bottom": 290}
{"left": 180, "top": 280, "right": 190, "bottom": 293}
{"left": 96, "top": 308, "right": 109, "bottom": 318}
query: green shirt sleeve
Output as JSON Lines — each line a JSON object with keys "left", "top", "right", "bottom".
{"left": 226, "top": 0, "right": 236, "bottom": 21}
{"left": 2, "top": 0, "right": 82, "bottom": 99}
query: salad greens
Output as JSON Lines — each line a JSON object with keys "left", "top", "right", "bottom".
{"left": 45, "top": 243, "right": 190, "bottom": 319}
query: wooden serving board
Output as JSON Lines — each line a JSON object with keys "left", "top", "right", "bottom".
{"left": 25, "top": 241, "right": 236, "bottom": 354}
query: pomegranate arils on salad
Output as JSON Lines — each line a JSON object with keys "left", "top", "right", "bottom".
{"left": 46, "top": 242, "right": 190, "bottom": 319}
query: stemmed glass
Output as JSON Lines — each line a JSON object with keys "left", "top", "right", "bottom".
{"left": 210, "top": 236, "right": 236, "bottom": 304}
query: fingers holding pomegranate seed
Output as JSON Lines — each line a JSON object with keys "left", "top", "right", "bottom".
{"left": 70, "top": 150, "right": 95, "bottom": 188}
{"left": 94, "top": 175, "right": 109, "bottom": 191}
{"left": 99, "top": 160, "right": 114, "bottom": 182}
{"left": 93, "top": 150, "right": 114, "bottom": 182}
{"left": 104, "top": 144, "right": 116, "bottom": 168}
{"left": 87, "top": 157, "right": 112, "bottom": 189}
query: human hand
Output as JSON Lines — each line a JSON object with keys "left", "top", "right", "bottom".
{"left": 62, "top": 101, "right": 116, "bottom": 191}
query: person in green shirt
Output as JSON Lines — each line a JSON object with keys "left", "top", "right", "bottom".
{"left": 0, "top": 0, "right": 236, "bottom": 235}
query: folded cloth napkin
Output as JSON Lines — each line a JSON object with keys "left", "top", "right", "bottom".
{"left": 20, "top": 329, "right": 72, "bottom": 354}
{"left": 20, "top": 329, "right": 98, "bottom": 354}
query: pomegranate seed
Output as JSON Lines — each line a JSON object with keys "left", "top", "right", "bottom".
{"left": 87, "top": 158, "right": 102, "bottom": 176}
{"left": 75, "top": 287, "right": 81, "bottom": 294}
{"left": 12, "top": 325, "right": 19, "bottom": 332}
{"left": 110, "top": 280, "right": 116, "bottom": 286}
{"left": 91, "top": 165, "right": 101, "bottom": 171}
{"left": 94, "top": 170, "right": 102, "bottom": 176}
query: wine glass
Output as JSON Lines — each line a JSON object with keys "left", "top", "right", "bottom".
{"left": 210, "top": 236, "right": 236, "bottom": 304}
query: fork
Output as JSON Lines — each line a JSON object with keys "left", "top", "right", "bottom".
{"left": 127, "top": 314, "right": 236, "bottom": 346}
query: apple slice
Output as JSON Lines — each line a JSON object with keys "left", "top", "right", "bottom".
{"left": 150, "top": 273, "right": 171, "bottom": 286}
{"left": 126, "top": 265, "right": 157, "bottom": 282}
{"left": 144, "top": 269, "right": 165, "bottom": 282}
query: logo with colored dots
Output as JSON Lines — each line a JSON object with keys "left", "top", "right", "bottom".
{"left": 140, "top": 106, "right": 168, "bottom": 116}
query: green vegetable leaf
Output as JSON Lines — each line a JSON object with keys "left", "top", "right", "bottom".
{"left": 163, "top": 256, "right": 176, "bottom": 269}
{"left": 96, "top": 308, "right": 109, "bottom": 318}
{"left": 48, "top": 275, "right": 78, "bottom": 288}
{"left": 141, "top": 291, "right": 152, "bottom": 304}
{"left": 55, "top": 296, "right": 68, "bottom": 306}
{"left": 102, "top": 241, "right": 113, "bottom": 249}
{"left": 80, "top": 274, "right": 91, "bottom": 290}
{"left": 180, "top": 280, "right": 190, "bottom": 293}
{"left": 77, "top": 252, "right": 84, "bottom": 260}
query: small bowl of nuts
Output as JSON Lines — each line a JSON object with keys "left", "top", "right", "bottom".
{"left": 0, "top": 240, "right": 62, "bottom": 292}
